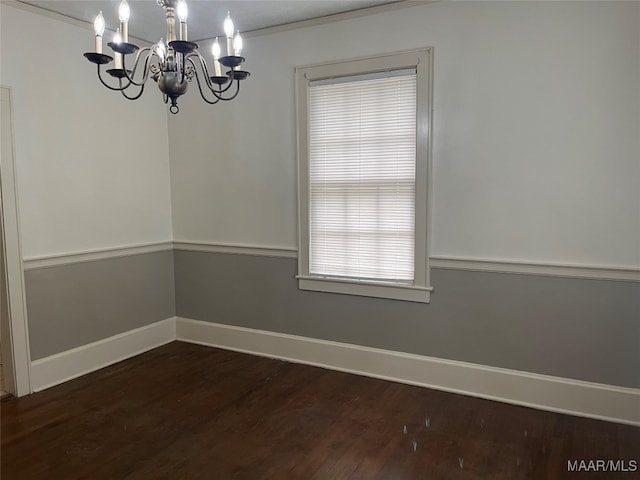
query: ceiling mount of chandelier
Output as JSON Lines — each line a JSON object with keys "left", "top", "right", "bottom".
{"left": 83, "top": 0, "right": 250, "bottom": 114}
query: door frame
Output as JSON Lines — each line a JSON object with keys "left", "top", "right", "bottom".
{"left": 1, "top": 85, "right": 32, "bottom": 396}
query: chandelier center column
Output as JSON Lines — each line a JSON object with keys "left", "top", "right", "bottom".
{"left": 159, "top": 0, "right": 178, "bottom": 42}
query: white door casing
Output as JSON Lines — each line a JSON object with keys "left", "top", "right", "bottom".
{"left": 1, "top": 85, "right": 32, "bottom": 396}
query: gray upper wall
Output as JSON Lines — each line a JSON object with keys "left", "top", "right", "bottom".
{"left": 174, "top": 250, "right": 640, "bottom": 389}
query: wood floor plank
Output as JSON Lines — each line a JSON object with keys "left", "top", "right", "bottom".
{"left": 1, "top": 342, "right": 638, "bottom": 479}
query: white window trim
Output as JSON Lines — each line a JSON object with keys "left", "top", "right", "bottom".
{"left": 295, "top": 48, "right": 434, "bottom": 303}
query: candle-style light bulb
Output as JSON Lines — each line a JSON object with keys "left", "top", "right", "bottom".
{"left": 177, "top": 0, "right": 188, "bottom": 22}
{"left": 177, "top": 0, "right": 188, "bottom": 40}
{"left": 223, "top": 11, "right": 234, "bottom": 38}
{"left": 119, "top": 0, "right": 130, "bottom": 42}
{"left": 118, "top": 0, "right": 130, "bottom": 22}
{"left": 94, "top": 11, "right": 105, "bottom": 37}
{"left": 233, "top": 31, "right": 243, "bottom": 56}
{"left": 156, "top": 38, "right": 166, "bottom": 61}
{"left": 224, "top": 12, "right": 235, "bottom": 56}
{"left": 94, "top": 11, "right": 105, "bottom": 53}
{"left": 211, "top": 37, "right": 221, "bottom": 59}
{"left": 211, "top": 37, "right": 222, "bottom": 76}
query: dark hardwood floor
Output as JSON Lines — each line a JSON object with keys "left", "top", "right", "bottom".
{"left": 1, "top": 342, "right": 638, "bottom": 479}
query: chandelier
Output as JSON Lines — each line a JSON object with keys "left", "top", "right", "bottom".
{"left": 83, "top": 0, "right": 249, "bottom": 114}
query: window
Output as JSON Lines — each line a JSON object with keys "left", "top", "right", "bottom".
{"left": 296, "top": 49, "right": 433, "bottom": 303}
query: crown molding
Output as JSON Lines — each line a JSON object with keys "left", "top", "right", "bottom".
{"left": 193, "top": 1, "right": 439, "bottom": 43}
{"left": 7, "top": 0, "right": 437, "bottom": 46}
{"left": 5, "top": 0, "right": 154, "bottom": 44}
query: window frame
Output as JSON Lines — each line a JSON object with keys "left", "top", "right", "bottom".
{"left": 295, "top": 48, "right": 433, "bottom": 303}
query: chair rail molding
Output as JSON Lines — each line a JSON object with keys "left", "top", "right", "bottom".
{"left": 174, "top": 242, "right": 640, "bottom": 282}
{"left": 173, "top": 241, "right": 298, "bottom": 259}
{"left": 23, "top": 241, "right": 174, "bottom": 270}
{"left": 23, "top": 241, "right": 639, "bottom": 282}
{"left": 429, "top": 256, "right": 640, "bottom": 282}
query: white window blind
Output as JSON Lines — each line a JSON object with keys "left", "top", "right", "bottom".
{"left": 308, "top": 69, "right": 417, "bottom": 284}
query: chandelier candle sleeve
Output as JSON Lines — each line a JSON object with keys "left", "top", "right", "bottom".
{"left": 94, "top": 11, "right": 105, "bottom": 53}
{"left": 224, "top": 12, "right": 234, "bottom": 56}
{"left": 177, "top": 0, "right": 188, "bottom": 40}
{"left": 113, "top": 29, "right": 123, "bottom": 69}
{"left": 119, "top": 0, "right": 130, "bottom": 42}
{"left": 233, "top": 31, "right": 243, "bottom": 70}
{"left": 211, "top": 38, "right": 222, "bottom": 76}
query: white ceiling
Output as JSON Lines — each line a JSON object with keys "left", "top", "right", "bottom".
{"left": 21, "top": 0, "right": 402, "bottom": 43}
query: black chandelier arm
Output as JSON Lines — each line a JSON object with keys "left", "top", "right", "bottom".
{"left": 179, "top": 52, "right": 188, "bottom": 86}
{"left": 186, "top": 52, "right": 236, "bottom": 97}
{"left": 119, "top": 48, "right": 154, "bottom": 87}
{"left": 120, "top": 81, "right": 146, "bottom": 101}
{"left": 218, "top": 78, "right": 241, "bottom": 101}
{"left": 186, "top": 52, "right": 217, "bottom": 92}
{"left": 187, "top": 57, "right": 223, "bottom": 105}
{"left": 96, "top": 65, "right": 133, "bottom": 91}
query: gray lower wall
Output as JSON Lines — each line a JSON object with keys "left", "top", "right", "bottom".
{"left": 24, "top": 248, "right": 639, "bottom": 388}
{"left": 174, "top": 250, "right": 640, "bottom": 389}
{"left": 25, "top": 250, "right": 175, "bottom": 360}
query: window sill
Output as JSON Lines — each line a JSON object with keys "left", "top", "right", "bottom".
{"left": 297, "top": 275, "right": 432, "bottom": 303}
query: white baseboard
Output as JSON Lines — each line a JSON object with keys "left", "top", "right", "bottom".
{"left": 30, "top": 317, "right": 176, "bottom": 392}
{"left": 176, "top": 317, "right": 640, "bottom": 426}
{"left": 28, "top": 316, "right": 639, "bottom": 426}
